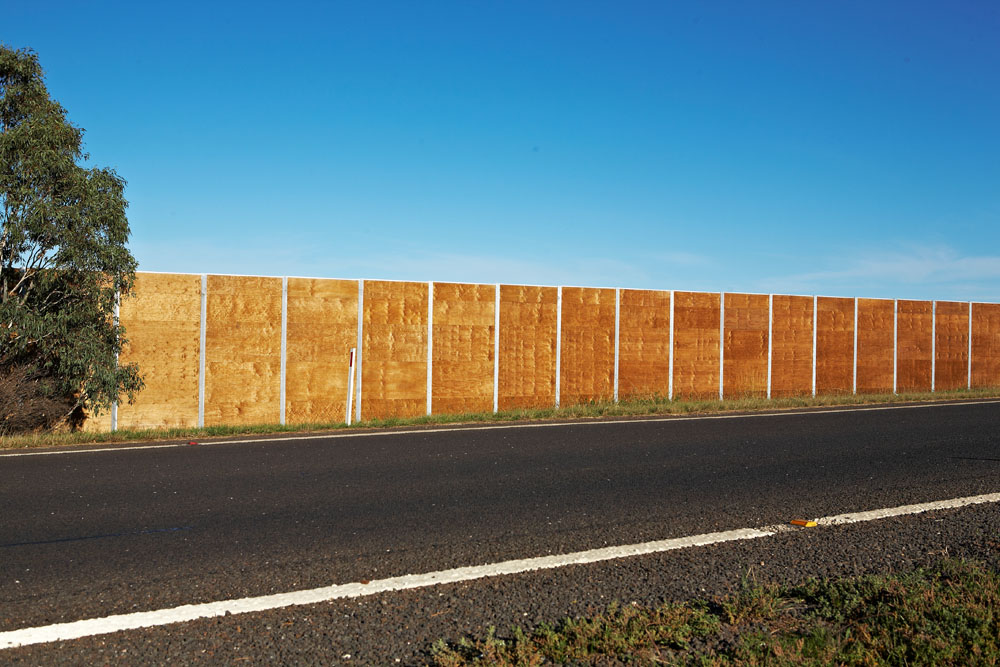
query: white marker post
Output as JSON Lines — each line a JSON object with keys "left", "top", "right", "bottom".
{"left": 345, "top": 348, "right": 357, "bottom": 426}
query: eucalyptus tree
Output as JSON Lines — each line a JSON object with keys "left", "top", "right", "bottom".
{"left": 1, "top": 45, "right": 141, "bottom": 431}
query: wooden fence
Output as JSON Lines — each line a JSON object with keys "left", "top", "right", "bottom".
{"left": 88, "top": 272, "right": 1000, "bottom": 431}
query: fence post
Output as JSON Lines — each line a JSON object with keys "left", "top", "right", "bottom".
{"left": 853, "top": 297, "right": 858, "bottom": 395}
{"left": 719, "top": 292, "right": 725, "bottom": 401}
{"left": 668, "top": 290, "right": 674, "bottom": 401}
{"left": 355, "top": 280, "right": 364, "bottom": 423}
{"left": 893, "top": 299, "right": 898, "bottom": 394}
{"left": 111, "top": 294, "right": 120, "bottom": 432}
{"left": 427, "top": 281, "right": 433, "bottom": 416}
{"left": 198, "top": 274, "right": 207, "bottom": 428}
{"left": 494, "top": 284, "right": 500, "bottom": 413}
{"left": 555, "top": 286, "right": 562, "bottom": 409}
{"left": 931, "top": 301, "right": 936, "bottom": 393}
{"left": 968, "top": 302, "right": 973, "bottom": 389}
{"left": 280, "top": 276, "right": 288, "bottom": 425}
{"left": 767, "top": 294, "right": 773, "bottom": 400}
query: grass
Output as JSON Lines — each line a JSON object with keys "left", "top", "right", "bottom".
{"left": 431, "top": 558, "right": 1000, "bottom": 665}
{"left": 2, "top": 387, "right": 999, "bottom": 450}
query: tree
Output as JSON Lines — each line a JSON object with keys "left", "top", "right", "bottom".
{"left": 1, "top": 45, "right": 142, "bottom": 432}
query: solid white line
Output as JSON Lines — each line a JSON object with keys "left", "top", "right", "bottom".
{"left": 3, "top": 399, "right": 999, "bottom": 459}
{"left": 3, "top": 491, "right": 998, "bottom": 650}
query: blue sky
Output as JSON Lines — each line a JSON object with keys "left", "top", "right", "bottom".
{"left": 6, "top": 1, "right": 999, "bottom": 300}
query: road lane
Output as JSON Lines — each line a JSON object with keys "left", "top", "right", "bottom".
{"left": 2, "top": 400, "right": 999, "bottom": 633}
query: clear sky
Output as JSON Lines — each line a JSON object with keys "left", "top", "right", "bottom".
{"left": 6, "top": 1, "right": 999, "bottom": 300}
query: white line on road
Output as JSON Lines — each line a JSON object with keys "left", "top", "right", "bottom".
{"left": 3, "top": 399, "right": 1000, "bottom": 459}
{"left": 2, "top": 491, "right": 999, "bottom": 650}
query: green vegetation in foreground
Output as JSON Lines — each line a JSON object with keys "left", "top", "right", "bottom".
{"left": 2, "top": 387, "right": 999, "bottom": 450}
{"left": 432, "top": 558, "right": 1000, "bottom": 666}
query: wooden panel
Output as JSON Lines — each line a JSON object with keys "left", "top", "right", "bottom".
{"left": 856, "top": 299, "right": 895, "bottom": 393}
{"left": 559, "top": 287, "right": 615, "bottom": 405}
{"left": 498, "top": 285, "right": 557, "bottom": 410}
{"left": 722, "top": 293, "right": 768, "bottom": 398}
{"left": 770, "top": 295, "right": 813, "bottom": 397}
{"left": 361, "top": 280, "right": 428, "bottom": 419}
{"left": 285, "top": 278, "right": 358, "bottom": 424}
{"left": 815, "top": 297, "right": 855, "bottom": 395}
{"left": 934, "top": 301, "right": 969, "bottom": 391}
{"left": 432, "top": 282, "right": 495, "bottom": 414}
{"left": 618, "top": 289, "right": 671, "bottom": 398}
{"left": 971, "top": 302, "right": 1000, "bottom": 388}
{"left": 897, "top": 300, "right": 933, "bottom": 392}
{"left": 116, "top": 272, "right": 202, "bottom": 429}
{"left": 203, "top": 275, "right": 282, "bottom": 426}
{"left": 672, "top": 292, "right": 721, "bottom": 399}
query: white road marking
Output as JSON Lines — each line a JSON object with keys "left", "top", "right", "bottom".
{"left": 2, "top": 491, "right": 999, "bottom": 650}
{"left": 2, "top": 398, "right": 999, "bottom": 459}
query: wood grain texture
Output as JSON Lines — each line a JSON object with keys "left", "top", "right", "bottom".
{"left": 618, "top": 289, "right": 671, "bottom": 398}
{"left": 856, "top": 299, "right": 894, "bottom": 394}
{"left": 285, "top": 278, "right": 358, "bottom": 424}
{"left": 971, "top": 302, "right": 1000, "bottom": 388}
{"left": 498, "top": 285, "right": 558, "bottom": 410}
{"left": 770, "top": 295, "right": 813, "bottom": 397}
{"left": 672, "top": 292, "right": 721, "bottom": 399}
{"left": 432, "top": 282, "right": 495, "bottom": 414}
{"left": 361, "top": 280, "right": 428, "bottom": 419}
{"left": 815, "top": 297, "right": 855, "bottom": 395}
{"left": 115, "top": 272, "right": 202, "bottom": 429}
{"left": 203, "top": 275, "right": 282, "bottom": 426}
{"left": 934, "top": 301, "right": 969, "bottom": 391}
{"left": 722, "top": 293, "right": 768, "bottom": 398}
{"left": 559, "top": 287, "right": 615, "bottom": 405}
{"left": 896, "top": 300, "right": 933, "bottom": 392}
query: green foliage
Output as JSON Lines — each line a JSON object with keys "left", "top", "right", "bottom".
{"left": 0, "top": 44, "right": 141, "bottom": 431}
{"left": 432, "top": 559, "right": 1000, "bottom": 665}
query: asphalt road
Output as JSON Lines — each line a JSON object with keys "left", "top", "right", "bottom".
{"left": 2, "top": 400, "right": 999, "bottom": 663}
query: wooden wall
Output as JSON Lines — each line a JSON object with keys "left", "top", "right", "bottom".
{"left": 722, "top": 293, "right": 768, "bottom": 398}
{"left": 559, "top": 287, "right": 615, "bottom": 404}
{"left": 285, "top": 278, "right": 358, "bottom": 424}
{"left": 856, "top": 299, "right": 895, "bottom": 393}
{"left": 971, "top": 303, "right": 1000, "bottom": 388}
{"left": 361, "top": 280, "right": 428, "bottom": 419}
{"left": 935, "top": 301, "right": 969, "bottom": 391}
{"left": 815, "top": 297, "right": 855, "bottom": 394}
{"left": 89, "top": 273, "right": 1000, "bottom": 432}
{"left": 432, "top": 282, "right": 495, "bottom": 414}
{"left": 672, "top": 292, "right": 721, "bottom": 399}
{"left": 770, "top": 295, "right": 813, "bottom": 397}
{"left": 116, "top": 273, "right": 202, "bottom": 429}
{"left": 618, "top": 289, "right": 671, "bottom": 398}
{"left": 498, "top": 285, "right": 558, "bottom": 410}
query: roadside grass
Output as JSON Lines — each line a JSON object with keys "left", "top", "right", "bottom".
{"left": 431, "top": 558, "right": 1000, "bottom": 665}
{"left": 2, "top": 387, "right": 999, "bottom": 450}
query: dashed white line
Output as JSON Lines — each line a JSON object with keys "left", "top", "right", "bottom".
{"left": 3, "top": 399, "right": 1000, "bottom": 458}
{"left": 2, "top": 490, "right": 999, "bottom": 650}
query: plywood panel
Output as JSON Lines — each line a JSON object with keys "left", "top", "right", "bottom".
{"left": 934, "top": 301, "right": 969, "bottom": 392}
{"left": 618, "top": 289, "right": 671, "bottom": 398}
{"left": 672, "top": 292, "right": 721, "bottom": 399}
{"left": 770, "top": 295, "right": 813, "bottom": 397}
{"left": 285, "top": 278, "right": 358, "bottom": 424}
{"left": 559, "top": 287, "right": 615, "bottom": 405}
{"left": 432, "top": 282, "right": 495, "bottom": 414}
{"left": 498, "top": 285, "right": 557, "bottom": 410}
{"left": 361, "top": 280, "right": 428, "bottom": 419}
{"left": 815, "top": 297, "right": 855, "bottom": 395}
{"left": 723, "top": 293, "right": 768, "bottom": 398}
{"left": 971, "top": 302, "right": 1000, "bottom": 388}
{"left": 204, "top": 275, "right": 282, "bottom": 426}
{"left": 856, "top": 299, "right": 894, "bottom": 394}
{"left": 897, "top": 300, "right": 933, "bottom": 392}
{"left": 115, "top": 272, "right": 202, "bottom": 429}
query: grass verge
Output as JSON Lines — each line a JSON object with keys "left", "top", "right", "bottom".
{"left": 2, "top": 387, "right": 999, "bottom": 451}
{"left": 431, "top": 558, "right": 1000, "bottom": 665}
